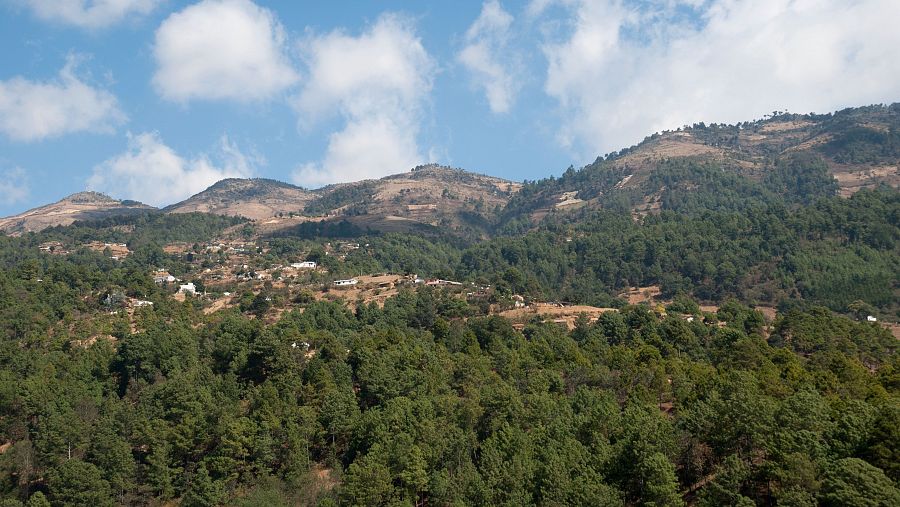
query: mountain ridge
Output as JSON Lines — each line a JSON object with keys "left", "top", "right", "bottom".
{"left": 3, "top": 104, "right": 898, "bottom": 236}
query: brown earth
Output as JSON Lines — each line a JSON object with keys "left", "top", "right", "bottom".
{"left": 84, "top": 241, "right": 131, "bottom": 258}
{"left": 500, "top": 303, "right": 617, "bottom": 330}
{"left": 624, "top": 286, "right": 662, "bottom": 305}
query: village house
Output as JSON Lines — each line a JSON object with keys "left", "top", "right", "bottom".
{"left": 153, "top": 272, "right": 176, "bottom": 284}
{"left": 38, "top": 241, "right": 66, "bottom": 254}
{"left": 291, "top": 261, "right": 317, "bottom": 269}
{"left": 333, "top": 278, "right": 359, "bottom": 288}
{"left": 425, "top": 279, "right": 463, "bottom": 287}
{"left": 513, "top": 295, "right": 527, "bottom": 308}
{"left": 178, "top": 283, "right": 197, "bottom": 295}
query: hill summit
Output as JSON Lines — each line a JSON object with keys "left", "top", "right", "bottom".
{"left": 0, "top": 192, "right": 153, "bottom": 236}
{"left": 164, "top": 178, "right": 317, "bottom": 221}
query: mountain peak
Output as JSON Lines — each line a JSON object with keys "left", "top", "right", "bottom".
{"left": 0, "top": 191, "right": 154, "bottom": 235}
{"left": 64, "top": 191, "right": 120, "bottom": 204}
{"left": 206, "top": 178, "right": 304, "bottom": 192}
{"left": 165, "top": 178, "right": 316, "bottom": 220}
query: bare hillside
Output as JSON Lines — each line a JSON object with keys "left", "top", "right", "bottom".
{"left": 164, "top": 178, "right": 317, "bottom": 220}
{"left": 0, "top": 192, "right": 154, "bottom": 235}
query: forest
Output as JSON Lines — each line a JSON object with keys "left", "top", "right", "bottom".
{"left": 0, "top": 199, "right": 898, "bottom": 506}
{"left": 0, "top": 263, "right": 897, "bottom": 505}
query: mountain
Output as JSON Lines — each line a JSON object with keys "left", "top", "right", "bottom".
{"left": 0, "top": 166, "right": 520, "bottom": 238}
{"left": 0, "top": 191, "right": 154, "bottom": 236}
{"left": 4, "top": 105, "right": 898, "bottom": 237}
{"left": 164, "top": 178, "right": 317, "bottom": 221}
{"left": 502, "top": 104, "right": 900, "bottom": 222}
{"left": 291, "top": 164, "right": 520, "bottom": 237}
{"left": 159, "top": 165, "right": 520, "bottom": 238}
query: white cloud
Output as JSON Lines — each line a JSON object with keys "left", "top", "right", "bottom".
{"left": 291, "top": 15, "right": 435, "bottom": 187}
{"left": 0, "top": 56, "right": 126, "bottom": 142}
{"left": 20, "top": 0, "right": 161, "bottom": 29}
{"left": 458, "top": 0, "right": 520, "bottom": 114}
{"left": 87, "top": 132, "right": 256, "bottom": 206}
{"left": 152, "top": 0, "right": 298, "bottom": 102}
{"left": 540, "top": 0, "right": 900, "bottom": 157}
{"left": 294, "top": 115, "right": 422, "bottom": 188}
{"left": 0, "top": 168, "right": 29, "bottom": 206}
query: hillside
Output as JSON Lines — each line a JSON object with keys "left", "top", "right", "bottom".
{"left": 164, "top": 178, "right": 317, "bottom": 221}
{"left": 3, "top": 105, "right": 898, "bottom": 241}
{"left": 159, "top": 165, "right": 519, "bottom": 238}
{"left": 504, "top": 104, "right": 900, "bottom": 222}
{"left": 0, "top": 191, "right": 154, "bottom": 235}
{"left": 0, "top": 166, "right": 519, "bottom": 238}
{"left": 5, "top": 105, "right": 897, "bottom": 237}
{"left": 301, "top": 164, "right": 519, "bottom": 236}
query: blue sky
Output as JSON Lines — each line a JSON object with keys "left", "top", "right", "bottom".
{"left": 2, "top": 0, "right": 899, "bottom": 215}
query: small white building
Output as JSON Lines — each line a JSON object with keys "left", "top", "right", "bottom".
{"left": 133, "top": 300, "right": 154, "bottom": 308}
{"left": 178, "top": 283, "right": 197, "bottom": 295}
{"left": 291, "top": 261, "right": 317, "bottom": 269}
{"left": 425, "top": 279, "right": 463, "bottom": 287}
{"left": 333, "top": 278, "right": 359, "bottom": 287}
{"left": 867, "top": 315, "right": 878, "bottom": 322}
{"left": 154, "top": 274, "right": 176, "bottom": 284}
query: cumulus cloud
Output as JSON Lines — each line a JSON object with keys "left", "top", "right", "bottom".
{"left": 458, "top": 0, "right": 520, "bottom": 114}
{"left": 0, "top": 168, "right": 29, "bottom": 206}
{"left": 20, "top": 0, "right": 161, "bottom": 29}
{"left": 87, "top": 132, "right": 256, "bottom": 206}
{"left": 0, "top": 56, "right": 126, "bottom": 142}
{"left": 153, "top": 0, "right": 298, "bottom": 102}
{"left": 539, "top": 0, "right": 900, "bottom": 157}
{"left": 291, "top": 14, "right": 435, "bottom": 187}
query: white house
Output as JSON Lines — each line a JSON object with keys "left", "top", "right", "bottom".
{"left": 178, "top": 283, "right": 197, "bottom": 295}
{"left": 291, "top": 261, "right": 317, "bottom": 269}
{"left": 867, "top": 315, "right": 878, "bottom": 322}
{"left": 425, "top": 279, "right": 462, "bottom": 287}
{"left": 154, "top": 274, "right": 176, "bottom": 284}
{"left": 333, "top": 278, "right": 358, "bottom": 287}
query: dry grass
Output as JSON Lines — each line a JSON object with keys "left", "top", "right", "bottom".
{"left": 499, "top": 303, "right": 617, "bottom": 330}
{"left": 759, "top": 120, "right": 815, "bottom": 132}
{"left": 832, "top": 165, "right": 899, "bottom": 196}
{"left": 624, "top": 285, "right": 662, "bottom": 305}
